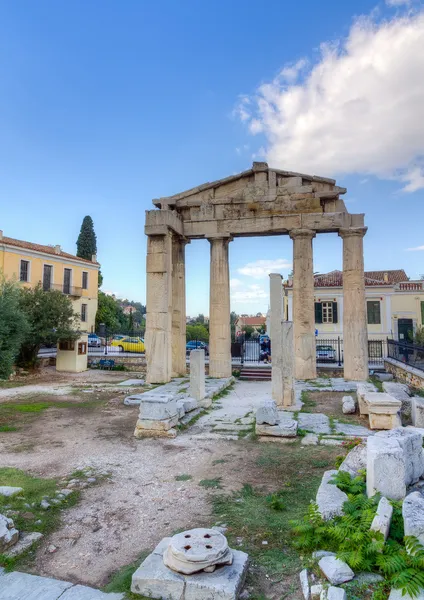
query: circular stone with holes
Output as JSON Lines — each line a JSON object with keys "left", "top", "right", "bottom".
{"left": 163, "top": 528, "right": 233, "bottom": 574}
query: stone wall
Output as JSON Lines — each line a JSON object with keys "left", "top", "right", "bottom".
{"left": 384, "top": 358, "right": 424, "bottom": 391}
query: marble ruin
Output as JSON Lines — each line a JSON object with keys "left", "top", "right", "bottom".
{"left": 145, "top": 162, "right": 369, "bottom": 384}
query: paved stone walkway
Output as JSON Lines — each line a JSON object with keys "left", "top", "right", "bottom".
{"left": 0, "top": 569, "right": 123, "bottom": 599}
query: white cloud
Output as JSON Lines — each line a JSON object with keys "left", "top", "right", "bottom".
{"left": 386, "top": 0, "right": 411, "bottom": 6}
{"left": 406, "top": 245, "right": 424, "bottom": 251}
{"left": 230, "top": 278, "right": 243, "bottom": 288}
{"left": 231, "top": 283, "right": 268, "bottom": 304}
{"left": 238, "top": 258, "right": 292, "bottom": 279}
{"left": 236, "top": 11, "right": 424, "bottom": 191}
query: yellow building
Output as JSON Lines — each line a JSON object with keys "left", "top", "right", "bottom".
{"left": 0, "top": 230, "right": 100, "bottom": 333}
{"left": 284, "top": 270, "right": 424, "bottom": 342}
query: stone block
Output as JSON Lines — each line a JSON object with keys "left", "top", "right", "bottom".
{"left": 376, "top": 428, "right": 424, "bottom": 484}
{"left": 334, "top": 423, "right": 371, "bottom": 436}
{"left": 190, "top": 350, "right": 206, "bottom": 401}
{"left": 357, "top": 382, "right": 376, "bottom": 415}
{"left": 138, "top": 394, "right": 178, "bottom": 421}
{"left": 342, "top": 396, "right": 356, "bottom": 414}
{"left": 176, "top": 400, "right": 186, "bottom": 419}
{"left": 319, "top": 556, "right": 354, "bottom": 585}
{"left": 375, "top": 373, "right": 394, "bottom": 382}
{"left": 297, "top": 413, "right": 331, "bottom": 434}
{"left": 327, "top": 587, "right": 347, "bottom": 600}
{"left": 182, "top": 398, "right": 198, "bottom": 413}
{"left": 412, "top": 397, "right": 424, "bottom": 428}
{"left": 382, "top": 382, "right": 410, "bottom": 400}
{"left": 367, "top": 436, "right": 406, "bottom": 500}
{"left": 0, "top": 486, "right": 23, "bottom": 498}
{"left": 0, "top": 514, "right": 19, "bottom": 552}
{"left": 5, "top": 531, "right": 43, "bottom": 557}
{"left": 61, "top": 585, "right": 124, "bottom": 599}
{"left": 403, "top": 492, "right": 424, "bottom": 547}
{"left": 301, "top": 433, "right": 319, "bottom": 446}
{"left": 134, "top": 426, "right": 177, "bottom": 439}
{"left": 389, "top": 589, "right": 424, "bottom": 599}
{"left": 131, "top": 551, "right": 185, "bottom": 599}
{"left": 256, "top": 420, "right": 298, "bottom": 437}
{"left": 369, "top": 412, "right": 402, "bottom": 430}
{"left": 300, "top": 568, "right": 310, "bottom": 600}
{"left": 256, "top": 400, "right": 279, "bottom": 425}
{"left": 0, "top": 571, "right": 73, "bottom": 600}
{"left": 311, "top": 584, "right": 323, "bottom": 599}
{"left": 366, "top": 393, "right": 402, "bottom": 430}
{"left": 370, "top": 496, "right": 393, "bottom": 540}
{"left": 316, "top": 470, "right": 348, "bottom": 521}
{"left": 134, "top": 416, "right": 179, "bottom": 431}
{"left": 184, "top": 549, "right": 248, "bottom": 600}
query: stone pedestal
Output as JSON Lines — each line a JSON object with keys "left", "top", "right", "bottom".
{"left": 208, "top": 235, "right": 232, "bottom": 379}
{"left": 282, "top": 321, "right": 295, "bottom": 407}
{"left": 269, "top": 273, "right": 284, "bottom": 405}
{"left": 339, "top": 228, "right": 369, "bottom": 381}
{"left": 290, "top": 229, "right": 316, "bottom": 379}
{"left": 190, "top": 350, "right": 205, "bottom": 401}
{"left": 145, "top": 232, "right": 173, "bottom": 384}
{"left": 172, "top": 236, "right": 188, "bottom": 377}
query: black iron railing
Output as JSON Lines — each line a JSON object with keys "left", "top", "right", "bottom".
{"left": 387, "top": 339, "right": 424, "bottom": 373}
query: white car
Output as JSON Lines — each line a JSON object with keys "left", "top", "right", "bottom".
{"left": 316, "top": 345, "right": 336, "bottom": 362}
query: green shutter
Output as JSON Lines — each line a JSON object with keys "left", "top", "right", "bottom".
{"left": 315, "top": 302, "right": 323, "bottom": 324}
{"left": 332, "top": 302, "right": 338, "bottom": 324}
{"left": 421, "top": 301, "right": 424, "bottom": 326}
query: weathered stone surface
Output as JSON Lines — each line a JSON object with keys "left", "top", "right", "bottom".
{"left": 5, "top": 531, "right": 43, "bottom": 557}
{"left": 375, "top": 373, "right": 393, "bottom": 382}
{"left": 412, "top": 397, "right": 424, "bottom": 428}
{"left": 382, "top": 382, "right": 410, "bottom": 400}
{"left": 301, "top": 433, "right": 319, "bottom": 446}
{"left": 312, "top": 551, "right": 336, "bottom": 560}
{"left": 138, "top": 394, "right": 178, "bottom": 421}
{"left": 357, "top": 382, "right": 376, "bottom": 415}
{"left": 163, "top": 528, "right": 232, "bottom": 575}
{"left": 176, "top": 400, "right": 186, "bottom": 419}
{"left": 365, "top": 393, "right": 402, "bottom": 430}
{"left": 270, "top": 273, "right": 284, "bottom": 406}
{"left": 61, "top": 585, "right": 124, "bottom": 599}
{"left": 300, "top": 568, "right": 310, "bottom": 600}
{"left": 298, "top": 413, "right": 331, "bottom": 434}
{"left": 131, "top": 551, "right": 185, "bottom": 599}
{"left": 282, "top": 321, "right": 295, "bottom": 407}
{"left": 342, "top": 396, "right": 356, "bottom": 414}
{"left": 184, "top": 549, "right": 248, "bottom": 600}
{"left": 189, "top": 350, "right": 206, "bottom": 401}
{"left": 0, "top": 571, "right": 73, "bottom": 600}
{"left": 327, "top": 587, "right": 347, "bottom": 600}
{"left": 209, "top": 237, "right": 232, "bottom": 378}
{"left": 134, "top": 416, "right": 179, "bottom": 431}
{"left": 403, "top": 492, "right": 424, "bottom": 546}
{"left": 388, "top": 590, "right": 424, "bottom": 599}
{"left": 256, "top": 400, "right": 279, "bottom": 425}
{"left": 0, "top": 514, "right": 19, "bottom": 551}
{"left": 375, "top": 428, "right": 424, "bottom": 484}
{"left": 134, "top": 426, "right": 177, "bottom": 439}
{"left": 353, "top": 573, "right": 384, "bottom": 584}
{"left": 334, "top": 422, "right": 371, "bottom": 436}
{"left": 0, "top": 486, "right": 23, "bottom": 498}
{"left": 182, "top": 398, "right": 198, "bottom": 413}
{"left": 339, "top": 444, "right": 367, "bottom": 477}
{"left": 367, "top": 436, "right": 406, "bottom": 500}
{"left": 316, "top": 470, "right": 348, "bottom": 521}
{"left": 320, "top": 439, "right": 344, "bottom": 447}
{"left": 118, "top": 379, "right": 145, "bottom": 386}
{"left": 256, "top": 420, "right": 298, "bottom": 437}
{"left": 319, "top": 555, "right": 354, "bottom": 585}
{"left": 370, "top": 496, "right": 393, "bottom": 540}
{"left": 311, "top": 584, "right": 323, "bottom": 599}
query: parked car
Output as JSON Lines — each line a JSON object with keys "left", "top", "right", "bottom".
{"left": 88, "top": 334, "right": 101, "bottom": 348}
{"left": 316, "top": 345, "right": 336, "bottom": 362}
{"left": 186, "top": 341, "right": 209, "bottom": 355}
{"left": 110, "top": 336, "right": 145, "bottom": 353}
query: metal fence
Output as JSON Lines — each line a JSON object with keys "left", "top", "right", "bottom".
{"left": 88, "top": 328, "right": 146, "bottom": 355}
{"left": 387, "top": 339, "right": 424, "bottom": 373}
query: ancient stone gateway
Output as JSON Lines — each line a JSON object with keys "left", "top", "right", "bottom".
{"left": 145, "top": 162, "right": 368, "bottom": 383}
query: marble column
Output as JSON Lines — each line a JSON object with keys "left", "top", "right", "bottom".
{"left": 145, "top": 231, "right": 173, "bottom": 384}
{"left": 282, "top": 321, "right": 295, "bottom": 406}
{"left": 208, "top": 235, "right": 232, "bottom": 378}
{"left": 269, "top": 273, "right": 284, "bottom": 405}
{"left": 339, "top": 227, "right": 369, "bottom": 381}
{"left": 289, "top": 228, "right": 317, "bottom": 380}
{"left": 171, "top": 236, "right": 188, "bottom": 377}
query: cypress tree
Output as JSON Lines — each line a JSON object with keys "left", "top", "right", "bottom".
{"left": 76, "top": 216, "right": 97, "bottom": 260}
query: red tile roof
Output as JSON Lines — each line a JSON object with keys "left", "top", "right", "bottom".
{"left": 1, "top": 235, "right": 99, "bottom": 265}
{"left": 286, "top": 269, "right": 408, "bottom": 288}
{"left": 237, "top": 316, "right": 266, "bottom": 326}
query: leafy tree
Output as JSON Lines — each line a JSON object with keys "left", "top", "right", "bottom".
{"left": 17, "top": 284, "right": 79, "bottom": 367}
{"left": 0, "top": 278, "right": 29, "bottom": 379}
{"left": 76, "top": 216, "right": 97, "bottom": 260}
{"left": 186, "top": 324, "right": 209, "bottom": 342}
{"left": 95, "top": 291, "right": 127, "bottom": 331}
{"left": 242, "top": 325, "right": 255, "bottom": 339}
{"left": 414, "top": 326, "right": 424, "bottom": 346}
{"left": 128, "top": 309, "right": 134, "bottom": 331}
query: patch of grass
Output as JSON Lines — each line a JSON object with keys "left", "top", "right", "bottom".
{"left": 199, "top": 478, "right": 222, "bottom": 489}
{"left": 0, "top": 425, "right": 18, "bottom": 432}
{"left": 300, "top": 390, "right": 316, "bottom": 412}
{"left": 103, "top": 550, "right": 150, "bottom": 599}
{"left": 369, "top": 376, "right": 384, "bottom": 392}
{"left": 213, "top": 383, "right": 234, "bottom": 401}
{"left": 411, "top": 387, "right": 424, "bottom": 398}
{"left": 0, "top": 381, "right": 28, "bottom": 389}
{"left": 174, "top": 474, "right": 192, "bottom": 481}
{"left": 2, "top": 402, "right": 52, "bottom": 413}
{"left": 177, "top": 409, "right": 207, "bottom": 431}
{"left": 311, "top": 459, "right": 331, "bottom": 468}
{"left": 212, "top": 459, "right": 228, "bottom": 466}
{"left": 328, "top": 416, "right": 337, "bottom": 433}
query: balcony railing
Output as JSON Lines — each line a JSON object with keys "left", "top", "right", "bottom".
{"left": 46, "top": 283, "right": 83, "bottom": 297}
{"left": 396, "top": 281, "right": 423, "bottom": 291}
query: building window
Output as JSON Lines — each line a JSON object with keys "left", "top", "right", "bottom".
{"left": 82, "top": 271, "right": 88, "bottom": 290}
{"left": 43, "top": 265, "right": 53, "bottom": 290}
{"left": 59, "top": 340, "right": 75, "bottom": 351}
{"left": 63, "top": 268, "right": 72, "bottom": 294}
{"left": 367, "top": 301, "right": 381, "bottom": 325}
{"left": 81, "top": 304, "right": 87, "bottom": 322}
{"left": 315, "top": 301, "right": 338, "bottom": 324}
{"left": 20, "top": 260, "right": 29, "bottom": 282}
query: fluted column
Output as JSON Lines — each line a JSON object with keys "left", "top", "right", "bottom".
{"left": 208, "top": 235, "right": 232, "bottom": 378}
{"left": 269, "top": 273, "right": 284, "bottom": 405}
{"left": 172, "top": 236, "right": 188, "bottom": 377}
{"left": 339, "top": 227, "right": 369, "bottom": 380}
{"left": 289, "top": 228, "right": 317, "bottom": 379}
{"left": 145, "top": 231, "right": 173, "bottom": 384}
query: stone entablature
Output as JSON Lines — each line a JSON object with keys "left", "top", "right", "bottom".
{"left": 145, "top": 162, "right": 368, "bottom": 383}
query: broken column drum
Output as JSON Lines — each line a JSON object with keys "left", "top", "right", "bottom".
{"left": 163, "top": 528, "right": 233, "bottom": 574}
{"left": 145, "top": 162, "right": 368, "bottom": 383}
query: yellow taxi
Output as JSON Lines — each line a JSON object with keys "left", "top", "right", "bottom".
{"left": 110, "top": 336, "right": 145, "bottom": 353}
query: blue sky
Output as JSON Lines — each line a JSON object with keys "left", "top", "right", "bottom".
{"left": 0, "top": 0, "right": 423, "bottom": 316}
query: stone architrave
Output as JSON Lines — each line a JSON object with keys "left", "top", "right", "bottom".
{"left": 366, "top": 436, "right": 406, "bottom": 500}
{"left": 339, "top": 228, "right": 369, "bottom": 381}
{"left": 289, "top": 229, "right": 317, "bottom": 380}
{"left": 282, "top": 321, "right": 295, "bottom": 407}
{"left": 145, "top": 231, "right": 173, "bottom": 384}
{"left": 269, "top": 273, "right": 284, "bottom": 405}
{"left": 190, "top": 350, "right": 206, "bottom": 401}
{"left": 208, "top": 235, "right": 232, "bottom": 379}
{"left": 402, "top": 491, "right": 424, "bottom": 547}
{"left": 172, "top": 236, "right": 188, "bottom": 377}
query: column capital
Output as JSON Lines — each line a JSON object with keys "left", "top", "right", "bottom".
{"left": 269, "top": 273, "right": 283, "bottom": 280}
{"left": 207, "top": 233, "right": 233, "bottom": 243}
{"left": 172, "top": 233, "right": 191, "bottom": 246}
{"left": 289, "top": 228, "right": 316, "bottom": 240}
{"left": 338, "top": 226, "right": 367, "bottom": 239}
